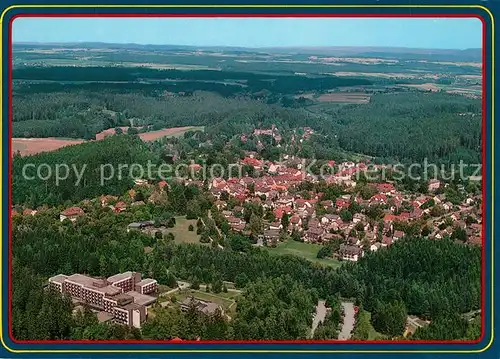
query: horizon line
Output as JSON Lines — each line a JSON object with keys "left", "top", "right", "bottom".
{"left": 12, "top": 41, "right": 482, "bottom": 52}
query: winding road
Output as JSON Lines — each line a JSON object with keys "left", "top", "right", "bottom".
{"left": 338, "top": 302, "right": 355, "bottom": 340}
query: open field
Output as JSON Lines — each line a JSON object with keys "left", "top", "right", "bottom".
{"left": 97, "top": 126, "right": 203, "bottom": 142}
{"left": 95, "top": 126, "right": 142, "bottom": 140}
{"left": 150, "top": 288, "right": 241, "bottom": 320}
{"left": 459, "top": 74, "right": 482, "bottom": 80}
{"left": 181, "top": 290, "right": 238, "bottom": 306}
{"left": 420, "top": 60, "right": 482, "bottom": 68}
{"left": 122, "top": 62, "right": 216, "bottom": 70}
{"left": 167, "top": 217, "right": 202, "bottom": 245}
{"left": 296, "top": 92, "right": 371, "bottom": 104}
{"left": 12, "top": 137, "right": 85, "bottom": 156}
{"left": 399, "top": 83, "right": 441, "bottom": 92}
{"left": 317, "top": 92, "right": 371, "bottom": 103}
{"left": 329, "top": 71, "right": 440, "bottom": 80}
{"left": 267, "top": 240, "right": 342, "bottom": 268}
{"left": 397, "top": 83, "right": 481, "bottom": 98}
{"left": 139, "top": 126, "right": 204, "bottom": 141}
{"left": 173, "top": 289, "right": 240, "bottom": 316}
{"left": 158, "top": 284, "right": 175, "bottom": 294}
{"left": 12, "top": 126, "right": 204, "bottom": 156}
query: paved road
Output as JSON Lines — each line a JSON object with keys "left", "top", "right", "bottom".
{"left": 338, "top": 302, "right": 355, "bottom": 340}
{"left": 310, "top": 300, "right": 327, "bottom": 338}
{"left": 426, "top": 206, "right": 469, "bottom": 227}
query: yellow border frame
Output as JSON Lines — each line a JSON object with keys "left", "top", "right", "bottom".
{"left": 0, "top": 4, "right": 494, "bottom": 354}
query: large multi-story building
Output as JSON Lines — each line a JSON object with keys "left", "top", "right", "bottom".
{"left": 113, "top": 303, "right": 147, "bottom": 327}
{"left": 135, "top": 278, "right": 158, "bottom": 294}
{"left": 48, "top": 271, "right": 157, "bottom": 328}
{"left": 107, "top": 271, "right": 141, "bottom": 293}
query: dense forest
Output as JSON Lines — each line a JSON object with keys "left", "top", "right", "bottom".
{"left": 11, "top": 49, "right": 483, "bottom": 342}
{"left": 13, "top": 135, "right": 157, "bottom": 207}
{"left": 13, "top": 87, "right": 481, "bottom": 167}
{"left": 13, "top": 44, "right": 481, "bottom": 75}
{"left": 13, "top": 66, "right": 373, "bottom": 95}
{"left": 351, "top": 237, "right": 481, "bottom": 319}
{"left": 13, "top": 64, "right": 481, "bottom": 166}
{"left": 12, "top": 202, "right": 481, "bottom": 340}
{"left": 333, "top": 92, "right": 481, "bottom": 163}
{"left": 13, "top": 90, "right": 323, "bottom": 139}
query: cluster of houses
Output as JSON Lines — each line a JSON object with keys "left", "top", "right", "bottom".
{"left": 13, "top": 150, "right": 482, "bottom": 264}
{"left": 253, "top": 125, "right": 282, "bottom": 143}
{"left": 241, "top": 126, "right": 314, "bottom": 149}
{"left": 207, "top": 155, "right": 483, "bottom": 261}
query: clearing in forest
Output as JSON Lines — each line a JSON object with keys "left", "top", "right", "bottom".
{"left": 12, "top": 126, "right": 205, "bottom": 156}
{"left": 12, "top": 137, "right": 85, "bottom": 156}
{"left": 267, "top": 240, "right": 342, "bottom": 268}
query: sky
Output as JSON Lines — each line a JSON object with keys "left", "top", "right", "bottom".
{"left": 13, "top": 17, "right": 482, "bottom": 49}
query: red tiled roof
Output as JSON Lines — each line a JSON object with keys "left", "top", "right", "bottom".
{"left": 274, "top": 208, "right": 284, "bottom": 219}
{"left": 371, "top": 194, "right": 387, "bottom": 202}
{"left": 336, "top": 199, "right": 350, "bottom": 208}
{"left": 61, "top": 207, "right": 84, "bottom": 216}
{"left": 470, "top": 223, "right": 482, "bottom": 231}
{"left": 158, "top": 180, "right": 168, "bottom": 189}
{"left": 383, "top": 236, "right": 393, "bottom": 245}
{"left": 376, "top": 183, "right": 394, "bottom": 193}
{"left": 398, "top": 212, "right": 411, "bottom": 219}
{"left": 411, "top": 208, "right": 423, "bottom": 218}
{"left": 242, "top": 157, "right": 262, "bottom": 167}
{"left": 296, "top": 199, "right": 307, "bottom": 206}
{"left": 384, "top": 214, "right": 397, "bottom": 222}
{"left": 115, "top": 201, "right": 127, "bottom": 209}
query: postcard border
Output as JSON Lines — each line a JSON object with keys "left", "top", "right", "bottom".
{"left": 0, "top": 4, "right": 494, "bottom": 354}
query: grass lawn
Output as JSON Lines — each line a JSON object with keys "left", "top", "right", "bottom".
{"left": 209, "top": 290, "right": 240, "bottom": 300}
{"left": 166, "top": 217, "right": 204, "bottom": 245}
{"left": 168, "top": 126, "right": 205, "bottom": 138}
{"left": 172, "top": 289, "right": 240, "bottom": 316}
{"left": 158, "top": 284, "right": 174, "bottom": 294}
{"left": 267, "top": 240, "right": 342, "bottom": 268}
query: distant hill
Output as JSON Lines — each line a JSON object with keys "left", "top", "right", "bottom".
{"left": 13, "top": 42, "right": 482, "bottom": 62}
{"left": 258, "top": 46, "right": 482, "bottom": 62}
